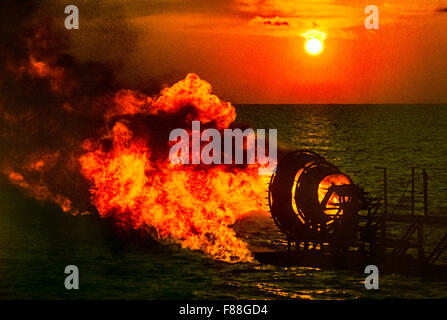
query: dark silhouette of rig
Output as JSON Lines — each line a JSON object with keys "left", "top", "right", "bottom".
{"left": 255, "top": 150, "right": 447, "bottom": 277}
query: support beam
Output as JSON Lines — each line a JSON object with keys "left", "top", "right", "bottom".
{"left": 428, "top": 232, "right": 447, "bottom": 265}
{"left": 411, "top": 167, "right": 415, "bottom": 215}
{"left": 417, "top": 222, "right": 425, "bottom": 265}
{"left": 423, "top": 169, "right": 428, "bottom": 217}
{"left": 381, "top": 168, "right": 387, "bottom": 247}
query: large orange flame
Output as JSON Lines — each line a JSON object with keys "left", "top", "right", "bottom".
{"left": 79, "top": 74, "right": 266, "bottom": 262}
{"left": 0, "top": 21, "right": 267, "bottom": 263}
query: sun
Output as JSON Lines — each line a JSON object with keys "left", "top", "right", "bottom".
{"left": 303, "top": 30, "right": 326, "bottom": 56}
{"left": 305, "top": 38, "right": 323, "bottom": 55}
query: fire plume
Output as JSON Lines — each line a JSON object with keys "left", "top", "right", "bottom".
{"left": 80, "top": 74, "right": 266, "bottom": 262}
{"left": 0, "top": 19, "right": 267, "bottom": 263}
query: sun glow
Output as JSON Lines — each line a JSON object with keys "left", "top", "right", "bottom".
{"left": 303, "top": 30, "right": 326, "bottom": 56}
{"left": 305, "top": 38, "right": 323, "bottom": 55}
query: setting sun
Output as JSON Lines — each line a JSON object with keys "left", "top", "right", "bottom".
{"left": 303, "top": 30, "right": 326, "bottom": 56}
{"left": 305, "top": 38, "right": 323, "bottom": 55}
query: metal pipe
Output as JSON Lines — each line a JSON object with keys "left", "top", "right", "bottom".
{"left": 411, "top": 167, "right": 415, "bottom": 215}
{"left": 417, "top": 222, "right": 425, "bottom": 265}
{"left": 381, "top": 168, "right": 387, "bottom": 246}
{"left": 423, "top": 169, "right": 428, "bottom": 217}
{"left": 384, "top": 168, "right": 388, "bottom": 216}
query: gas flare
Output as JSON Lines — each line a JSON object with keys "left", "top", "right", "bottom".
{"left": 79, "top": 74, "right": 266, "bottom": 262}
{"left": 0, "top": 20, "right": 267, "bottom": 263}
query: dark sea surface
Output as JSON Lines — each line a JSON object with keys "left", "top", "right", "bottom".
{"left": 2, "top": 104, "right": 447, "bottom": 299}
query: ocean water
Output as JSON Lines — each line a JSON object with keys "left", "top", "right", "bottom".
{"left": 1, "top": 104, "right": 447, "bottom": 299}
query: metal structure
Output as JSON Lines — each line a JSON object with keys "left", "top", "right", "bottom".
{"left": 378, "top": 167, "right": 447, "bottom": 267}
{"left": 259, "top": 149, "right": 447, "bottom": 276}
{"left": 268, "top": 150, "right": 364, "bottom": 252}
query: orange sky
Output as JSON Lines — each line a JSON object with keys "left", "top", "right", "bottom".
{"left": 72, "top": 0, "right": 447, "bottom": 104}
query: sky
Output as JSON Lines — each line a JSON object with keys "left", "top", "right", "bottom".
{"left": 61, "top": 1, "right": 447, "bottom": 103}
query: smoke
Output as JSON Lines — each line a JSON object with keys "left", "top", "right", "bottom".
{"left": 0, "top": 2, "right": 123, "bottom": 212}
{"left": 0, "top": 3, "right": 267, "bottom": 262}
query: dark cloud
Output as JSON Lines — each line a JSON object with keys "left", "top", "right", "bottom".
{"left": 250, "top": 16, "right": 290, "bottom": 27}
{"left": 436, "top": 7, "right": 447, "bottom": 13}
{"left": 263, "top": 20, "right": 289, "bottom": 26}
{"left": 0, "top": 1, "right": 136, "bottom": 212}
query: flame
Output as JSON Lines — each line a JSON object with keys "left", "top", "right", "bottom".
{"left": 28, "top": 57, "right": 66, "bottom": 93}
{"left": 1, "top": 151, "right": 89, "bottom": 215}
{"left": 317, "top": 174, "right": 351, "bottom": 216}
{"left": 106, "top": 73, "right": 236, "bottom": 129}
{"left": 79, "top": 74, "right": 266, "bottom": 262}
{"left": 5, "top": 169, "right": 73, "bottom": 213}
{"left": 0, "top": 20, "right": 267, "bottom": 263}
